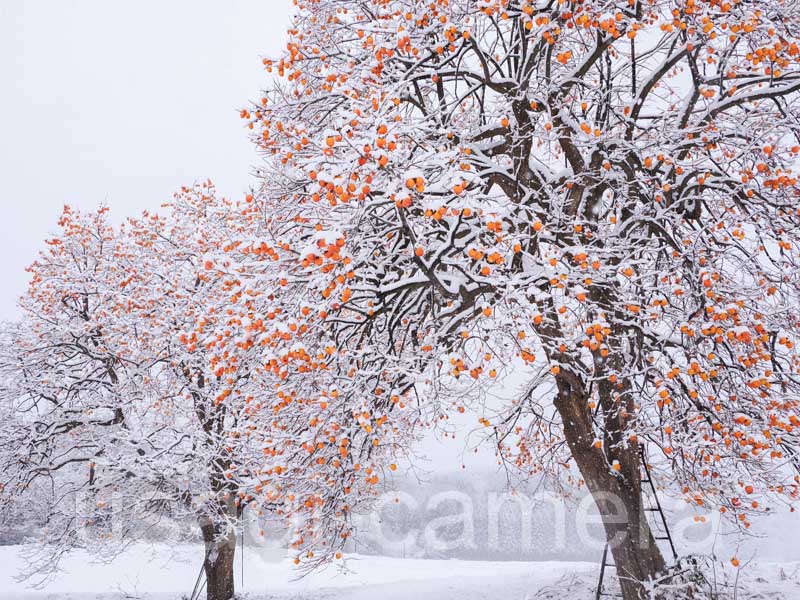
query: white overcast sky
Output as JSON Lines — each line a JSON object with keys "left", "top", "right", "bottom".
{"left": 0, "top": 1, "right": 293, "bottom": 320}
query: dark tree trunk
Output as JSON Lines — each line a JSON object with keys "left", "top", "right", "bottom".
{"left": 203, "top": 534, "right": 236, "bottom": 600}
{"left": 192, "top": 378, "right": 241, "bottom": 600}
{"left": 574, "top": 438, "right": 666, "bottom": 599}
{"left": 553, "top": 376, "right": 666, "bottom": 600}
{"left": 198, "top": 498, "right": 238, "bottom": 600}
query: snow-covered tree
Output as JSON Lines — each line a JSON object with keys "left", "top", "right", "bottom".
{"left": 120, "top": 183, "right": 269, "bottom": 600}
{"left": 0, "top": 187, "right": 271, "bottom": 600}
{"left": 0, "top": 206, "right": 145, "bottom": 573}
{"left": 236, "top": 1, "right": 800, "bottom": 597}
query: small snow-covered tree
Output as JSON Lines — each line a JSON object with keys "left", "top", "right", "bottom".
{"left": 0, "top": 206, "right": 144, "bottom": 570}
{"left": 237, "top": 1, "right": 800, "bottom": 597}
{"left": 120, "top": 183, "right": 269, "bottom": 599}
{"left": 0, "top": 187, "right": 270, "bottom": 600}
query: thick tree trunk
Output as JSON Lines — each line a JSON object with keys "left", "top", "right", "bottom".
{"left": 198, "top": 499, "right": 238, "bottom": 600}
{"left": 554, "top": 377, "right": 666, "bottom": 600}
{"left": 202, "top": 531, "right": 236, "bottom": 600}
{"left": 574, "top": 440, "right": 666, "bottom": 599}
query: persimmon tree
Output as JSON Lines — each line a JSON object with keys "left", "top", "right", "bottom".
{"left": 120, "top": 183, "right": 270, "bottom": 600}
{"left": 0, "top": 187, "right": 272, "bottom": 600}
{"left": 0, "top": 206, "right": 159, "bottom": 579}
{"left": 204, "top": 198, "right": 418, "bottom": 574}
{"left": 238, "top": 0, "right": 800, "bottom": 597}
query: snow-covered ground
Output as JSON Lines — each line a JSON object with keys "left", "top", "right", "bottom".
{"left": 0, "top": 544, "right": 797, "bottom": 600}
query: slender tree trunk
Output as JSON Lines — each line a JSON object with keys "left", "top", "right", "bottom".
{"left": 198, "top": 498, "right": 238, "bottom": 600}
{"left": 193, "top": 382, "right": 241, "bottom": 600}
{"left": 554, "top": 378, "right": 666, "bottom": 600}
